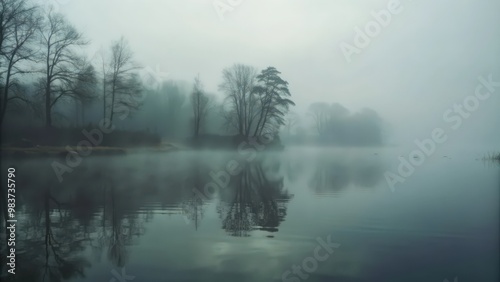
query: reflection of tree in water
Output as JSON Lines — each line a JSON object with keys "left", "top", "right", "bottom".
{"left": 309, "top": 156, "right": 385, "bottom": 194}
{"left": 1, "top": 162, "right": 150, "bottom": 281}
{"left": 92, "top": 178, "right": 146, "bottom": 268}
{"left": 1, "top": 154, "right": 294, "bottom": 279}
{"left": 181, "top": 192, "right": 204, "bottom": 230}
{"left": 180, "top": 157, "right": 209, "bottom": 230}
{"left": 217, "top": 159, "right": 293, "bottom": 237}
{"left": 12, "top": 182, "right": 91, "bottom": 282}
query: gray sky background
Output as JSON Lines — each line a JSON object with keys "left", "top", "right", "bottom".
{"left": 40, "top": 0, "right": 500, "bottom": 147}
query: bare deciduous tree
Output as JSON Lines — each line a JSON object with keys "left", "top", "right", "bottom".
{"left": 0, "top": 0, "right": 40, "bottom": 124}
{"left": 107, "top": 37, "right": 142, "bottom": 125}
{"left": 219, "top": 64, "right": 257, "bottom": 137}
{"left": 97, "top": 48, "right": 109, "bottom": 121}
{"left": 190, "top": 75, "right": 210, "bottom": 137}
{"left": 38, "top": 8, "right": 88, "bottom": 127}
{"left": 219, "top": 65, "right": 294, "bottom": 138}
{"left": 308, "top": 102, "right": 330, "bottom": 137}
{"left": 69, "top": 61, "right": 97, "bottom": 126}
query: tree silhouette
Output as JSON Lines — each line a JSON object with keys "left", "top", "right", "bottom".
{"left": 252, "top": 67, "right": 295, "bottom": 137}
{"left": 190, "top": 75, "right": 211, "bottom": 137}
{"left": 38, "top": 8, "right": 88, "bottom": 127}
{"left": 106, "top": 37, "right": 143, "bottom": 125}
{"left": 0, "top": 0, "right": 39, "bottom": 125}
{"left": 219, "top": 63, "right": 258, "bottom": 137}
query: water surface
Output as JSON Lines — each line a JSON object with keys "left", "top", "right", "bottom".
{"left": 1, "top": 147, "right": 498, "bottom": 282}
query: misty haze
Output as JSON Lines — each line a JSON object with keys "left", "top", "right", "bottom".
{"left": 0, "top": 0, "right": 499, "bottom": 282}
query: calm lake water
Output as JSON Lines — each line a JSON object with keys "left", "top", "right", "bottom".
{"left": 1, "top": 147, "right": 498, "bottom": 282}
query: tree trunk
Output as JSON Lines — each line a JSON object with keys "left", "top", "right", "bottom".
{"left": 0, "top": 86, "right": 8, "bottom": 126}
{"left": 45, "top": 84, "right": 52, "bottom": 128}
{"left": 109, "top": 84, "right": 116, "bottom": 126}
{"left": 0, "top": 59, "right": 15, "bottom": 126}
{"left": 103, "top": 78, "right": 107, "bottom": 120}
{"left": 81, "top": 101, "right": 85, "bottom": 125}
{"left": 74, "top": 100, "right": 79, "bottom": 126}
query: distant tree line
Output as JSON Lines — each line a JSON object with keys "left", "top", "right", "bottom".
{"left": 297, "top": 102, "right": 383, "bottom": 146}
{"left": 276, "top": 102, "right": 385, "bottom": 146}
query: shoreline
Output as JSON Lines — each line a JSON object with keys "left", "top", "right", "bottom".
{"left": 0, "top": 143, "right": 179, "bottom": 159}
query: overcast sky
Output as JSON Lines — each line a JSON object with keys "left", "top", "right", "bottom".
{"left": 39, "top": 0, "right": 500, "bottom": 147}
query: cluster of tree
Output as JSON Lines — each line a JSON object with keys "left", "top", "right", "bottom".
{"left": 124, "top": 81, "right": 193, "bottom": 139}
{"left": 307, "top": 102, "right": 383, "bottom": 145}
{"left": 2, "top": 1, "right": 389, "bottom": 149}
{"left": 219, "top": 64, "right": 295, "bottom": 138}
{"left": 279, "top": 102, "right": 384, "bottom": 146}
{"left": 1, "top": 0, "right": 296, "bottom": 146}
{"left": 1, "top": 0, "right": 143, "bottom": 129}
{"left": 119, "top": 63, "right": 296, "bottom": 145}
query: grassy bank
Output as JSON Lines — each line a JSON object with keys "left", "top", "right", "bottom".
{"left": 1, "top": 125, "right": 161, "bottom": 147}
{"left": 0, "top": 143, "right": 179, "bottom": 159}
{"left": 0, "top": 125, "right": 169, "bottom": 159}
{"left": 1, "top": 146, "right": 127, "bottom": 158}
